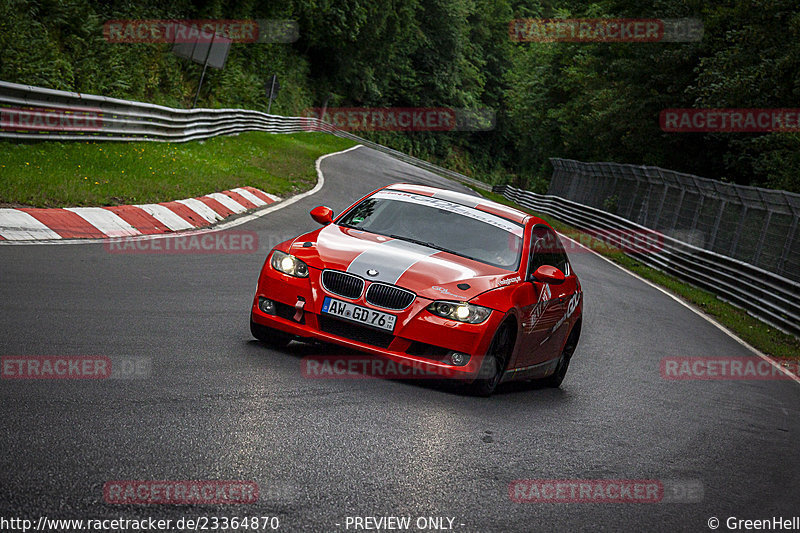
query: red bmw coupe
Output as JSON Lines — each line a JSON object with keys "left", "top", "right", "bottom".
{"left": 251, "top": 183, "right": 582, "bottom": 395}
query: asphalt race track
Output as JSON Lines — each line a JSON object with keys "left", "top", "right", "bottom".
{"left": 1, "top": 145, "right": 798, "bottom": 532}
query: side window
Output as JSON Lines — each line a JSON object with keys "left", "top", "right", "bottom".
{"left": 528, "top": 226, "right": 569, "bottom": 278}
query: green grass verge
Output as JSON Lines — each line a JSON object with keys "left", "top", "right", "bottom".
{"left": 0, "top": 132, "right": 356, "bottom": 207}
{"left": 476, "top": 188, "right": 800, "bottom": 361}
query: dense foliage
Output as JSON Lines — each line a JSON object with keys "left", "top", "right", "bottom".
{"left": 1, "top": 0, "right": 798, "bottom": 192}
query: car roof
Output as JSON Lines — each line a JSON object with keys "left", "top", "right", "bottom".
{"left": 384, "top": 183, "right": 531, "bottom": 225}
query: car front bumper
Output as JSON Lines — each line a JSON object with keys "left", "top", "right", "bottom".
{"left": 251, "top": 264, "right": 503, "bottom": 381}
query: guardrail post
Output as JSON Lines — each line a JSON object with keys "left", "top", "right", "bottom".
{"left": 688, "top": 176, "right": 705, "bottom": 237}
{"left": 752, "top": 210, "right": 772, "bottom": 267}
{"left": 653, "top": 184, "right": 669, "bottom": 228}
{"left": 554, "top": 161, "right": 569, "bottom": 197}
{"left": 586, "top": 165, "right": 600, "bottom": 206}
{"left": 777, "top": 216, "right": 798, "bottom": 276}
{"left": 625, "top": 176, "right": 642, "bottom": 220}
{"left": 609, "top": 164, "right": 619, "bottom": 200}
{"left": 670, "top": 188, "right": 686, "bottom": 231}
{"left": 707, "top": 200, "right": 727, "bottom": 251}
{"left": 728, "top": 205, "right": 748, "bottom": 258}
{"left": 566, "top": 162, "right": 580, "bottom": 200}
{"left": 727, "top": 185, "right": 750, "bottom": 258}
{"left": 690, "top": 194, "right": 705, "bottom": 233}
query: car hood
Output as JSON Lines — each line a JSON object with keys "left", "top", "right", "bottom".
{"left": 288, "top": 224, "right": 520, "bottom": 301}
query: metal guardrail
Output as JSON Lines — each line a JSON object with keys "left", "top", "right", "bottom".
{"left": 0, "top": 80, "right": 490, "bottom": 191}
{"left": 2, "top": 80, "right": 795, "bottom": 335}
{"left": 494, "top": 184, "right": 800, "bottom": 337}
{"left": 549, "top": 158, "right": 800, "bottom": 283}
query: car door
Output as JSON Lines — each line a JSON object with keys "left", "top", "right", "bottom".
{"left": 538, "top": 231, "right": 576, "bottom": 359}
{"left": 516, "top": 226, "right": 575, "bottom": 371}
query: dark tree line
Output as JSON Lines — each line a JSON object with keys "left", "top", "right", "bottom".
{"left": 1, "top": 0, "right": 798, "bottom": 192}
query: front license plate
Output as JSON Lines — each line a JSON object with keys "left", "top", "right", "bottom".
{"left": 321, "top": 297, "right": 397, "bottom": 332}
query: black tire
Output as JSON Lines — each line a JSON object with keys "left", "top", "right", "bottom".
{"left": 469, "top": 322, "right": 513, "bottom": 397}
{"left": 541, "top": 327, "right": 579, "bottom": 388}
{"left": 250, "top": 316, "right": 293, "bottom": 348}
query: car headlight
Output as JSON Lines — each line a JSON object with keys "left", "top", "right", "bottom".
{"left": 427, "top": 301, "right": 491, "bottom": 324}
{"left": 270, "top": 250, "right": 309, "bottom": 278}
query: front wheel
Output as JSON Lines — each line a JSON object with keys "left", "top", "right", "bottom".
{"left": 469, "top": 322, "right": 513, "bottom": 397}
{"left": 250, "top": 316, "right": 293, "bottom": 348}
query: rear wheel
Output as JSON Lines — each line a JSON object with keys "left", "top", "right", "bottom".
{"left": 541, "top": 325, "right": 579, "bottom": 388}
{"left": 470, "top": 322, "right": 513, "bottom": 397}
{"left": 250, "top": 315, "right": 293, "bottom": 348}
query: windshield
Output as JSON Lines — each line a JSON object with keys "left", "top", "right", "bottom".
{"left": 337, "top": 191, "right": 523, "bottom": 270}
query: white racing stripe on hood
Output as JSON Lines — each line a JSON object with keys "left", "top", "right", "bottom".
{"left": 346, "top": 239, "right": 438, "bottom": 284}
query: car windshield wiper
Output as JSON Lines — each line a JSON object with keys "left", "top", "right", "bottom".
{"left": 387, "top": 234, "right": 447, "bottom": 251}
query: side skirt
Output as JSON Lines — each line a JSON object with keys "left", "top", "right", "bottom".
{"left": 501, "top": 356, "right": 561, "bottom": 383}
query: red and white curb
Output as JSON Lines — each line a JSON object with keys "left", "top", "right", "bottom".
{"left": 0, "top": 187, "right": 279, "bottom": 241}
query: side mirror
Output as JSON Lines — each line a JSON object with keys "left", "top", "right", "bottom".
{"left": 310, "top": 206, "right": 334, "bottom": 225}
{"left": 531, "top": 265, "right": 566, "bottom": 285}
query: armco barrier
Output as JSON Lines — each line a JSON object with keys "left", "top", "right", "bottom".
{"left": 1, "top": 80, "right": 796, "bottom": 335}
{"left": 0, "top": 81, "right": 490, "bottom": 191}
{"left": 549, "top": 158, "right": 800, "bottom": 284}
{"left": 493, "top": 184, "right": 799, "bottom": 337}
